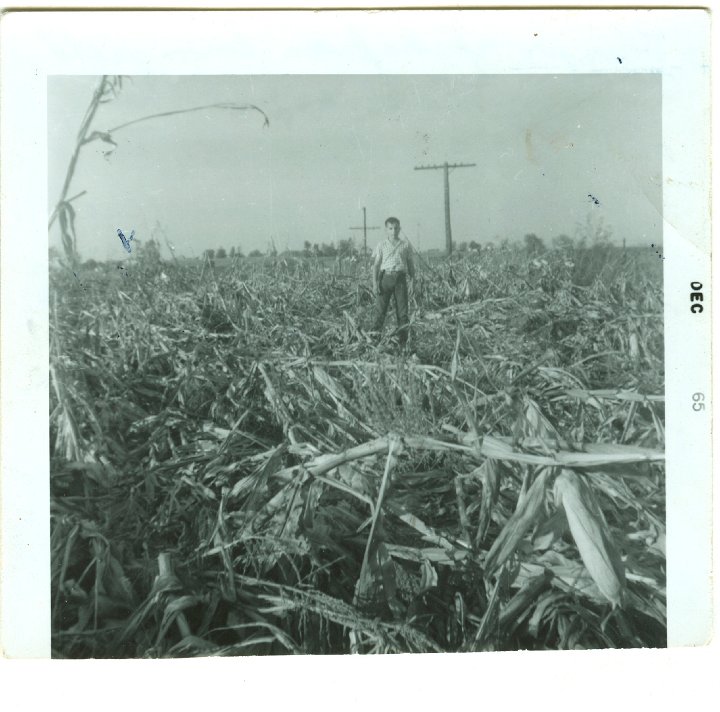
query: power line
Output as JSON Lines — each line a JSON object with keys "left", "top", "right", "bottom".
{"left": 414, "top": 162, "right": 476, "bottom": 256}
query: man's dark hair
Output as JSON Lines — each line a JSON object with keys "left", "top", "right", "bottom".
{"left": 385, "top": 217, "right": 400, "bottom": 227}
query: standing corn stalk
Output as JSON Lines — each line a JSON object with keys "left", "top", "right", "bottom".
{"left": 48, "top": 76, "right": 121, "bottom": 267}
{"left": 49, "top": 75, "right": 269, "bottom": 265}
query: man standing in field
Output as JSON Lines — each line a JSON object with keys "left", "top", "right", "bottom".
{"left": 371, "top": 217, "right": 415, "bottom": 347}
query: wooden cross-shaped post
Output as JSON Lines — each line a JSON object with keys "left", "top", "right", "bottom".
{"left": 350, "top": 207, "right": 379, "bottom": 261}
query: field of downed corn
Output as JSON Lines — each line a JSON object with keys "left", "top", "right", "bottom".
{"left": 50, "top": 246, "right": 666, "bottom": 656}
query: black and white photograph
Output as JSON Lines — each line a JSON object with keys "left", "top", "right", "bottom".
{"left": 0, "top": 7, "right": 713, "bottom": 677}
{"left": 46, "top": 72, "right": 668, "bottom": 657}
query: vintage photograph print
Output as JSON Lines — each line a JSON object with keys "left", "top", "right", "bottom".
{"left": 47, "top": 73, "right": 668, "bottom": 656}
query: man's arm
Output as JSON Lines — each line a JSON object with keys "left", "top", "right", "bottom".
{"left": 372, "top": 251, "right": 382, "bottom": 293}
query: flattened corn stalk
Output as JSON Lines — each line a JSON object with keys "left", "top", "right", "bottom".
{"left": 50, "top": 244, "right": 666, "bottom": 656}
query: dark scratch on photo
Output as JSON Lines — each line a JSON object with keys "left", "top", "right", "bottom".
{"left": 650, "top": 243, "right": 665, "bottom": 260}
{"left": 72, "top": 271, "right": 87, "bottom": 291}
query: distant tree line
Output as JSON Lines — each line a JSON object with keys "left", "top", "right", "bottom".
{"left": 302, "top": 239, "right": 358, "bottom": 258}
{"left": 71, "top": 214, "right": 627, "bottom": 269}
{"left": 203, "top": 237, "right": 360, "bottom": 261}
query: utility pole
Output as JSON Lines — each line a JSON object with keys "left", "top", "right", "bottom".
{"left": 350, "top": 206, "right": 379, "bottom": 260}
{"left": 414, "top": 161, "right": 476, "bottom": 256}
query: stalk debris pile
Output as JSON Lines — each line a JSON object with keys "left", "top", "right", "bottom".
{"left": 51, "top": 247, "right": 665, "bottom": 656}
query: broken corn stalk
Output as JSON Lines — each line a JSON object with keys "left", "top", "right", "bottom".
{"left": 554, "top": 469, "right": 625, "bottom": 607}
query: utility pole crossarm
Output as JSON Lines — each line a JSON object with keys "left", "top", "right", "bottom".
{"left": 414, "top": 163, "right": 477, "bottom": 171}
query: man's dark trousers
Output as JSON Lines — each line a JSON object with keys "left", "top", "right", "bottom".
{"left": 373, "top": 271, "right": 409, "bottom": 346}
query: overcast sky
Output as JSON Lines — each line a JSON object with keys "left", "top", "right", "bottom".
{"left": 48, "top": 74, "right": 661, "bottom": 261}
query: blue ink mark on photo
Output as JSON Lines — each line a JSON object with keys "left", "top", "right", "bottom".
{"left": 117, "top": 228, "right": 135, "bottom": 253}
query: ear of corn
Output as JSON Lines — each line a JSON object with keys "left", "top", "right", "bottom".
{"left": 554, "top": 469, "right": 626, "bottom": 607}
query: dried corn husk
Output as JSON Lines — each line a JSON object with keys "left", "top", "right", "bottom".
{"left": 554, "top": 469, "right": 625, "bottom": 607}
{"left": 628, "top": 331, "right": 640, "bottom": 359}
{"left": 484, "top": 467, "right": 550, "bottom": 574}
{"left": 475, "top": 458, "right": 499, "bottom": 547}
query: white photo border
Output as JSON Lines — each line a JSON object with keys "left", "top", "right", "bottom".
{"left": 0, "top": 6, "right": 712, "bottom": 665}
